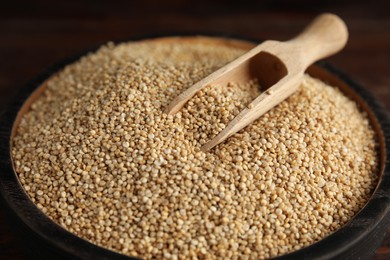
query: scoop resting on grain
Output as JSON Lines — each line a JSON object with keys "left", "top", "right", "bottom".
{"left": 13, "top": 38, "right": 378, "bottom": 259}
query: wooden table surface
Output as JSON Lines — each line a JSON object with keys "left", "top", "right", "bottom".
{"left": 1, "top": 0, "right": 389, "bottom": 259}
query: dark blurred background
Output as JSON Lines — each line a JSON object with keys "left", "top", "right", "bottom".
{"left": 0, "top": 0, "right": 389, "bottom": 259}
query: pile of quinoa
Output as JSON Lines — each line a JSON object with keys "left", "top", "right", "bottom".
{"left": 12, "top": 37, "right": 379, "bottom": 259}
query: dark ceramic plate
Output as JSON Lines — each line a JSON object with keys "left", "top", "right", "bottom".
{"left": 1, "top": 36, "right": 389, "bottom": 260}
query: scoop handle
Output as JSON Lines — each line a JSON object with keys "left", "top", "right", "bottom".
{"left": 289, "top": 13, "right": 348, "bottom": 67}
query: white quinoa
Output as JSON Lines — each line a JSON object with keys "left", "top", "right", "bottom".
{"left": 12, "top": 38, "right": 378, "bottom": 259}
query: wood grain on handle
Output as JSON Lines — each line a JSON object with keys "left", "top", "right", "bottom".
{"left": 288, "top": 13, "right": 349, "bottom": 70}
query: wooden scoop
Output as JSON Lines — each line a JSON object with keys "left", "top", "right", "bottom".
{"left": 166, "top": 13, "right": 348, "bottom": 151}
